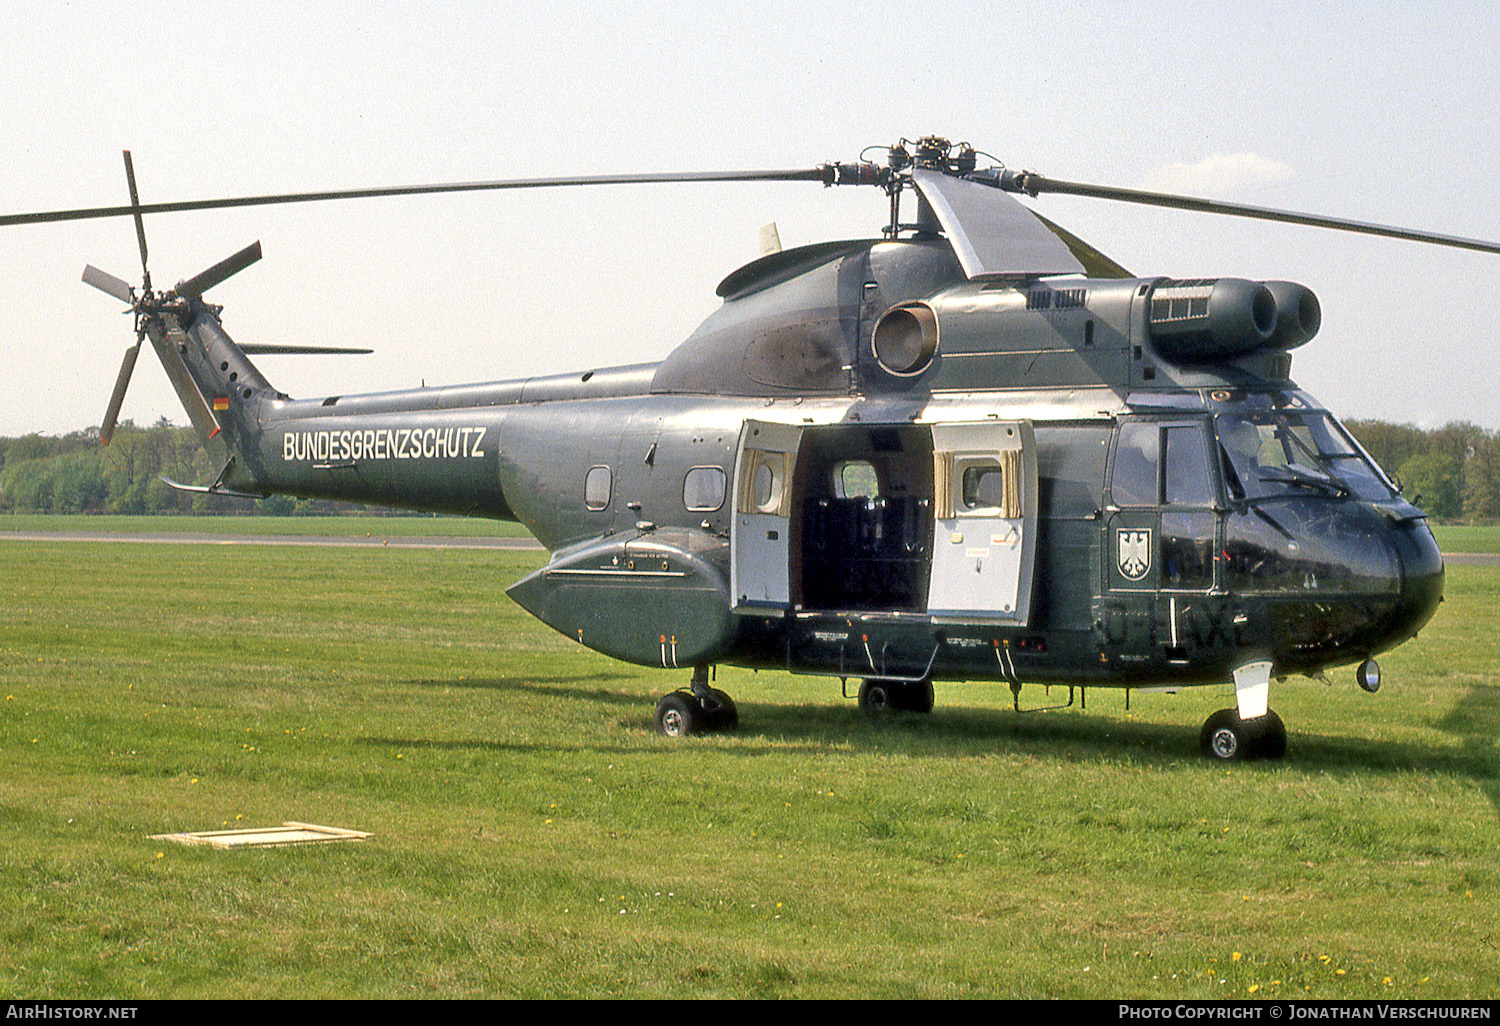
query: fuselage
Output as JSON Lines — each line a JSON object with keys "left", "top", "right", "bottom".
{"left": 237, "top": 375, "right": 1442, "bottom": 690}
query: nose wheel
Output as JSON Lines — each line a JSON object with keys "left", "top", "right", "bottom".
{"left": 1199, "top": 708, "right": 1287, "bottom": 761}
{"left": 653, "top": 666, "right": 737, "bottom": 737}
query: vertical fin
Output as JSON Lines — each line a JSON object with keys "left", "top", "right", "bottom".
{"left": 142, "top": 319, "right": 226, "bottom": 462}
{"left": 758, "top": 222, "right": 782, "bottom": 257}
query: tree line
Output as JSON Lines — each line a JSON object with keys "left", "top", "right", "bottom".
{"left": 1344, "top": 420, "right": 1499, "bottom": 522}
{"left": 1, "top": 419, "right": 316, "bottom": 516}
{"left": 1, "top": 417, "right": 1497, "bottom": 522}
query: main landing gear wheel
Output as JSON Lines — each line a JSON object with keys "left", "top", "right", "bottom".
{"left": 1199, "top": 708, "right": 1287, "bottom": 761}
{"left": 653, "top": 687, "right": 738, "bottom": 737}
{"left": 703, "top": 688, "right": 738, "bottom": 730}
{"left": 654, "top": 691, "right": 700, "bottom": 737}
{"left": 858, "top": 679, "right": 935, "bottom": 715}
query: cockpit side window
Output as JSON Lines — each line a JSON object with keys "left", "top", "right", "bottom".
{"left": 1112, "top": 422, "right": 1160, "bottom": 506}
{"left": 1164, "top": 425, "right": 1214, "bottom": 506}
{"left": 1113, "top": 419, "right": 1217, "bottom": 507}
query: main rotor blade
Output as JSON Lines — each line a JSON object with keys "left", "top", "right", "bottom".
{"left": 0, "top": 168, "right": 826, "bottom": 228}
{"left": 1028, "top": 211, "right": 1133, "bottom": 279}
{"left": 913, "top": 169, "right": 1084, "bottom": 278}
{"left": 100, "top": 341, "right": 142, "bottom": 446}
{"left": 1004, "top": 172, "right": 1500, "bottom": 256}
{"left": 82, "top": 264, "right": 134, "bottom": 303}
{"left": 175, "top": 241, "right": 262, "bottom": 299}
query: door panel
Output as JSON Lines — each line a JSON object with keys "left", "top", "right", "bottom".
{"left": 1105, "top": 417, "right": 1219, "bottom": 596}
{"left": 927, "top": 421, "right": 1037, "bottom": 624}
{"left": 731, "top": 421, "right": 803, "bottom": 610}
{"left": 1107, "top": 509, "right": 1160, "bottom": 591}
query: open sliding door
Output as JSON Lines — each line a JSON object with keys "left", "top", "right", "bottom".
{"left": 927, "top": 421, "right": 1038, "bottom": 624}
{"left": 731, "top": 420, "right": 804, "bottom": 611}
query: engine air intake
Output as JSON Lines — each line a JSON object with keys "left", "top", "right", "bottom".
{"left": 1147, "top": 278, "right": 1277, "bottom": 361}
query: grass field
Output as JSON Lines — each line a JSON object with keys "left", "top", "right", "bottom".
{"left": 2, "top": 513, "right": 1494, "bottom": 551}
{"left": 1, "top": 520, "right": 1497, "bottom": 998}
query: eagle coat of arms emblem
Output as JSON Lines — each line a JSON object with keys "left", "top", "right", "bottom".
{"left": 1116, "top": 528, "right": 1152, "bottom": 581}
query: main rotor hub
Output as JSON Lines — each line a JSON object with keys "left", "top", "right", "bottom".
{"left": 890, "top": 136, "right": 980, "bottom": 177}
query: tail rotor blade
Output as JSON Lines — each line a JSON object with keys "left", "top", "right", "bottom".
{"left": 175, "top": 241, "right": 262, "bottom": 299}
{"left": 82, "top": 264, "right": 134, "bottom": 303}
{"left": 240, "top": 343, "right": 374, "bottom": 355}
{"left": 122, "top": 150, "right": 151, "bottom": 290}
{"left": 100, "top": 341, "right": 142, "bottom": 446}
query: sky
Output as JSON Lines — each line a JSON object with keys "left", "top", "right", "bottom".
{"left": 1, "top": 1, "right": 1498, "bottom": 437}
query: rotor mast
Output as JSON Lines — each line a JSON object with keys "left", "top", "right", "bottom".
{"left": 877, "top": 137, "right": 977, "bottom": 239}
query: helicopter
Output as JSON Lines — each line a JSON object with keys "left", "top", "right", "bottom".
{"left": 6, "top": 136, "right": 1493, "bottom": 760}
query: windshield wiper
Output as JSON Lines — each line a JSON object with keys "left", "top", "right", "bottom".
{"left": 1257, "top": 465, "right": 1350, "bottom": 497}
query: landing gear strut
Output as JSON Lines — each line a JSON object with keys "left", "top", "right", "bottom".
{"left": 1199, "top": 707, "right": 1287, "bottom": 761}
{"left": 653, "top": 666, "right": 737, "bottom": 737}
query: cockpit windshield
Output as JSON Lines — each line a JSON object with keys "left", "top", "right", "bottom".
{"left": 1215, "top": 409, "right": 1397, "bottom": 502}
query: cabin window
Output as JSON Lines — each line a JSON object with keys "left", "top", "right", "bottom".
{"left": 740, "top": 449, "right": 791, "bottom": 516}
{"left": 832, "top": 460, "right": 880, "bottom": 500}
{"left": 961, "top": 465, "right": 1006, "bottom": 511}
{"left": 939, "top": 452, "right": 1022, "bottom": 519}
{"left": 584, "top": 465, "right": 612, "bottom": 511}
{"left": 683, "top": 466, "right": 727, "bottom": 511}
